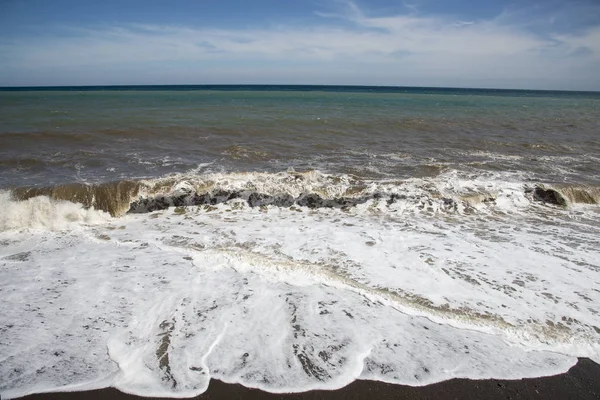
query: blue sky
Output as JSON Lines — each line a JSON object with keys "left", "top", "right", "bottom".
{"left": 1, "top": 0, "right": 599, "bottom": 89}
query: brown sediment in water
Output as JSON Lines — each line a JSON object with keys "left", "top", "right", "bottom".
{"left": 12, "top": 180, "right": 140, "bottom": 217}
{"left": 533, "top": 184, "right": 600, "bottom": 206}
{"left": 551, "top": 184, "right": 600, "bottom": 205}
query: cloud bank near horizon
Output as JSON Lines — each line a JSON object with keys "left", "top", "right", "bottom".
{"left": 1, "top": 0, "right": 599, "bottom": 90}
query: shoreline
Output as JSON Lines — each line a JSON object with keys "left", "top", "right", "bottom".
{"left": 15, "top": 358, "right": 600, "bottom": 400}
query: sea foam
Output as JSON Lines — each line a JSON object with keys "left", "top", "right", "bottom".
{"left": 0, "top": 191, "right": 111, "bottom": 232}
{"left": 1, "top": 170, "right": 599, "bottom": 398}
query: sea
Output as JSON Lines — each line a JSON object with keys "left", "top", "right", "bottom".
{"left": 1, "top": 85, "right": 599, "bottom": 398}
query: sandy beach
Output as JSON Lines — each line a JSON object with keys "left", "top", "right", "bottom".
{"left": 16, "top": 358, "right": 600, "bottom": 400}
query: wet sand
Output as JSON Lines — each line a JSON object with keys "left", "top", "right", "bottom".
{"left": 17, "top": 358, "right": 600, "bottom": 400}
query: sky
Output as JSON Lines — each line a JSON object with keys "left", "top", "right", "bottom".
{"left": 1, "top": 0, "right": 599, "bottom": 90}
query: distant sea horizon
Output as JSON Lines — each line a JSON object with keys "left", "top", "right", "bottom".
{"left": 1, "top": 84, "right": 599, "bottom": 95}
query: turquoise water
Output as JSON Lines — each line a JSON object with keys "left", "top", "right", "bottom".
{"left": 1, "top": 85, "right": 599, "bottom": 188}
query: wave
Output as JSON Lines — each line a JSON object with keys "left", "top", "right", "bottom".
{"left": 0, "top": 191, "right": 111, "bottom": 231}
{"left": 11, "top": 180, "right": 141, "bottom": 217}
{"left": 532, "top": 184, "right": 600, "bottom": 206}
{"left": 4, "top": 171, "right": 600, "bottom": 222}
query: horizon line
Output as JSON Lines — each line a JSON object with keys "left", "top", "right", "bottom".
{"left": 1, "top": 84, "right": 599, "bottom": 94}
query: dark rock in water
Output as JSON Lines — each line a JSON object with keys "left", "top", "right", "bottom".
{"left": 172, "top": 192, "right": 190, "bottom": 207}
{"left": 129, "top": 197, "right": 170, "bottom": 213}
{"left": 297, "top": 193, "right": 326, "bottom": 208}
{"left": 227, "top": 191, "right": 242, "bottom": 201}
{"left": 533, "top": 187, "right": 567, "bottom": 206}
{"left": 386, "top": 193, "right": 407, "bottom": 205}
{"left": 387, "top": 194, "right": 399, "bottom": 205}
{"left": 248, "top": 192, "right": 273, "bottom": 207}
{"left": 126, "top": 188, "right": 470, "bottom": 214}
{"left": 211, "top": 190, "right": 236, "bottom": 204}
{"left": 277, "top": 194, "right": 295, "bottom": 207}
{"left": 442, "top": 197, "right": 458, "bottom": 211}
{"left": 335, "top": 197, "right": 354, "bottom": 207}
{"left": 191, "top": 193, "right": 211, "bottom": 205}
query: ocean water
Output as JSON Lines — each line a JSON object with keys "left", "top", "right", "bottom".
{"left": 1, "top": 85, "right": 599, "bottom": 398}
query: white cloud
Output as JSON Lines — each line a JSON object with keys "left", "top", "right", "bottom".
{"left": 453, "top": 21, "right": 475, "bottom": 27}
{"left": 1, "top": 1, "right": 599, "bottom": 89}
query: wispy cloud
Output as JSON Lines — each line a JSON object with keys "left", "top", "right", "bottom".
{"left": 1, "top": 0, "right": 599, "bottom": 89}
{"left": 453, "top": 21, "right": 474, "bottom": 27}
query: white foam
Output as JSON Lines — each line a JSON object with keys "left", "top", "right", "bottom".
{"left": 1, "top": 171, "right": 599, "bottom": 398}
{"left": 140, "top": 170, "right": 360, "bottom": 199}
{"left": 0, "top": 191, "right": 111, "bottom": 232}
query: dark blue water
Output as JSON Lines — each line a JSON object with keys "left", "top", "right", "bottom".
{"left": 2, "top": 84, "right": 599, "bottom": 97}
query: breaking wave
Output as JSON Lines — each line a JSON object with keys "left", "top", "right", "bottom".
{"left": 0, "top": 191, "right": 111, "bottom": 232}
{"left": 533, "top": 184, "right": 600, "bottom": 206}
{"left": 3, "top": 170, "right": 599, "bottom": 227}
